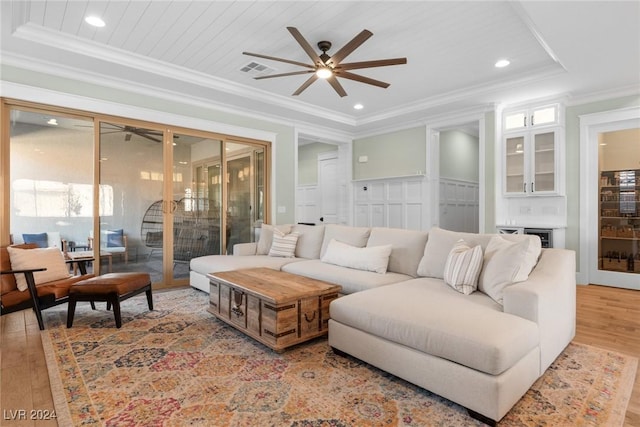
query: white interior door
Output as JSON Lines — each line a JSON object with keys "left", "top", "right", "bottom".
{"left": 318, "top": 153, "right": 338, "bottom": 224}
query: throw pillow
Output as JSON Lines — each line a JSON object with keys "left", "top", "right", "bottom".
{"left": 257, "top": 224, "right": 292, "bottom": 255}
{"left": 106, "top": 229, "right": 124, "bottom": 247}
{"left": 22, "top": 233, "right": 48, "bottom": 248}
{"left": 478, "top": 236, "right": 532, "bottom": 304}
{"left": 291, "top": 224, "right": 325, "bottom": 259}
{"left": 320, "top": 224, "right": 370, "bottom": 258}
{"left": 268, "top": 230, "right": 300, "bottom": 258}
{"left": 417, "top": 227, "right": 486, "bottom": 279}
{"left": 321, "top": 239, "right": 392, "bottom": 274}
{"left": 7, "top": 246, "right": 71, "bottom": 292}
{"left": 443, "top": 239, "right": 484, "bottom": 295}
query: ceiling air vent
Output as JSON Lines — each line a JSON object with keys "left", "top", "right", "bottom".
{"left": 240, "top": 61, "right": 275, "bottom": 77}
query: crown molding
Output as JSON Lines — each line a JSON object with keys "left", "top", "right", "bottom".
{"left": 12, "top": 22, "right": 356, "bottom": 127}
{"left": 353, "top": 104, "right": 493, "bottom": 140}
{"left": 565, "top": 84, "right": 640, "bottom": 107}
{"left": 1, "top": 51, "right": 356, "bottom": 142}
{"left": 355, "top": 63, "right": 566, "bottom": 128}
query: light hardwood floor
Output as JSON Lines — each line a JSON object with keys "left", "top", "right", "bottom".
{"left": 1, "top": 284, "right": 638, "bottom": 426}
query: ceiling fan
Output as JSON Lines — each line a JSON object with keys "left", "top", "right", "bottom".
{"left": 243, "top": 27, "right": 407, "bottom": 97}
{"left": 99, "top": 124, "right": 177, "bottom": 143}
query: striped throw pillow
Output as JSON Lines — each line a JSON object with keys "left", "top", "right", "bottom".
{"left": 268, "top": 230, "right": 300, "bottom": 258}
{"left": 443, "top": 239, "right": 483, "bottom": 295}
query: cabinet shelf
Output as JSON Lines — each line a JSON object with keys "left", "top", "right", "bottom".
{"left": 600, "top": 236, "right": 639, "bottom": 241}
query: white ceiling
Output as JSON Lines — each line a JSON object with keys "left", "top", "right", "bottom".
{"left": 1, "top": 1, "right": 639, "bottom": 135}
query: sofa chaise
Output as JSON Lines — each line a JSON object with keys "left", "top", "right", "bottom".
{"left": 189, "top": 224, "right": 576, "bottom": 424}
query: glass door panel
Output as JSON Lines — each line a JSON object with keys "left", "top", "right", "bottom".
{"left": 505, "top": 135, "right": 525, "bottom": 193}
{"left": 225, "top": 142, "right": 266, "bottom": 254}
{"left": 99, "top": 122, "right": 166, "bottom": 282}
{"left": 172, "top": 134, "right": 222, "bottom": 280}
{"left": 533, "top": 131, "right": 555, "bottom": 192}
{"left": 9, "top": 109, "right": 94, "bottom": 257}
{"left": 597, "top": 128, "right": 640, "bottom": 277}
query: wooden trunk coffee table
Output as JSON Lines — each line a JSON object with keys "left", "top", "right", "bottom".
{"left": 207, "top": 268, "right": 341, "bottom": 352}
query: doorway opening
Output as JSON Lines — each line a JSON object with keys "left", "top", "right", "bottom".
{"left": 429, "top": 118, "right": 484, "bottom": 233}
{"left": 295, "top": 134, "right": 351, "bottom": 226}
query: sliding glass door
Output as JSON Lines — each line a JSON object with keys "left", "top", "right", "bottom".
{"left": 3, "top": 100, "right": 270, "bottom": 288}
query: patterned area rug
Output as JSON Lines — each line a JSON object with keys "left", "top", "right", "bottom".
{"left": 40, "top": 288, "right": 637, "bottom": 426}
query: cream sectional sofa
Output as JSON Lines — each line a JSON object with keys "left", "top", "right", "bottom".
{"left": 189, "top": 224, "right": 576, "bottom": 425}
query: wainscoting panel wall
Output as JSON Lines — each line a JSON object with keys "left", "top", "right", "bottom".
{"left": 354, "top": 176, "right": 427, "bottom": 230}
{"left": 438, "top": 177, "right": 479, "bottom": 233}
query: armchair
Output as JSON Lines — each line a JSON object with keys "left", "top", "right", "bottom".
{"left": 1, "top": 244, "right": 94, "bottom": 330}
{"left": 88, "top": 229, "right": 128, "bottom": 264}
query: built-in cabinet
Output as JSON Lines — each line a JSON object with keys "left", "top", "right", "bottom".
{"left": 599, "top": 169, "right": 640, "bottom": 273}
{"left": 503, "top": 104, "right": 563, "bottom": 196}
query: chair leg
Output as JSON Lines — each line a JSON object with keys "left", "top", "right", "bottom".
{"left": 67, "top": 298, "right": 77, "bottom": 328}
{"left": 106, "top": 301, "right": 111, "bottom": 311}
{"left": 145, "top": 287, "right": 154, "bottom": 311}
{"left": 111, "top": 296, "right": 122, "bottom": 328}
{"left": 23, "top": 271, "right": 45, "bottom": 330}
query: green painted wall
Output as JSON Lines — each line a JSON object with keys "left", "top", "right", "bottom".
{"left": 298, "top": 142, "right": 338, "bottom": 185}
{"left": 353, "top": 126, "right": 426, "bottom": 180}
{"left": 1, "top": 65, "right": 297, "bottom": 224}
{"left": 564, "top": 94, "right": 640, "bottom": 267}
{"left": 439, "top": 130, "right": 479, "bottom": 182}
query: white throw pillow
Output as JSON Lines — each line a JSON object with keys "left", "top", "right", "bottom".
{"left": 443, "top": 239, "right": 483, "bottom": 295}
{"left": 257, "top": 224, "right": 292, "bottom": 255}
{"left": 321, "top": 239, "right": 392, "bottom": 274}
{"left": 478, "top": 236, "right": 533, "bottom": 304}
{"left": 268, "top": 230, "right": 299, "bottom": 258}
{"left": 7, "top": 246, "right": 70, "bottom": 291}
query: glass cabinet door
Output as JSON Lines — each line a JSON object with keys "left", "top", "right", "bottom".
{"left": 505, "top": 134, "right": 526, "bottom": 194}
{"left": 532, "top": 131, "right": 556, "bottom": 193}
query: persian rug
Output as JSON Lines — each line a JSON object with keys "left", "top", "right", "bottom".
{"left": 40, "top": 288, "right": 637, "bottom": 427}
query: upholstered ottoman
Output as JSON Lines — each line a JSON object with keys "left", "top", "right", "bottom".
{"left": 67, "top": 272, "right": 153, "bottom": 328}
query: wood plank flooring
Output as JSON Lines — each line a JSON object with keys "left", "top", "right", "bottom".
{"left": 1, "top": 284, "right": 638, "bottom": 426}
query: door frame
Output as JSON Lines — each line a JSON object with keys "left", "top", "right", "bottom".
{"left": 579, "top": 106, "right": 640, "bottom": 289}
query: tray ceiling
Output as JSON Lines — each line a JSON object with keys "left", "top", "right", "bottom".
{"left": 1, "top": 1, "right": 638, "bottom": 133}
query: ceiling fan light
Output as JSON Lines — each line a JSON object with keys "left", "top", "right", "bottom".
{"left": 316, "top": 67, "right": 333, "bottom": 79}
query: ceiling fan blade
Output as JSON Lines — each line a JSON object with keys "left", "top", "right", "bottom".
{"left": 327, "top": 75, "right": 347, "bottom": 97}
{"left": 243, "top": 51, "right": 314, "bottom": 69}
{"left": 338, "top": 57, "right": 407, "bottom": 70}
{"left": 292, "top": 74, "right": 319, "bottom": 96}
{"left": 287, "top": 27, "right": 323, "bottom": 66}
{"left": 327, "top": 29, "right": 373, "bottom": 67}
{"left": 337, "top": 71, "right": 390, "bottom": 88}
{"left": 254, "top": 70, "right": 315, "bottom": 80}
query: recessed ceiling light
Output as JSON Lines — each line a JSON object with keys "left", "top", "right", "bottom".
{"left": 85, "top": 16, "right": 105, "bottom": 27}
{"left": 495, "top": 59, "right": 510, "bottom": 68}
{"left": 353, "top": 103, "right": 364, "bottom": 110}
